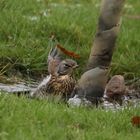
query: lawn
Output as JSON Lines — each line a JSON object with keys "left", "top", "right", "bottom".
{"left": 0, "top": 0, "right": 140, "bottom": 79}
{"left": 0, "top": 94, "right": 140, "bottom": 140}
{"left": 0, "top": 0, "right": 140, "bottom": 140}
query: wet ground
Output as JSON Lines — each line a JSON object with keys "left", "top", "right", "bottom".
{"left": 0, "top": 77, "right": 139, "bottom": 111}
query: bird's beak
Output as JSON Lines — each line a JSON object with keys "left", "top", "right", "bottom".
{"left": 73, "top": 64, "right": 79, "bottom": 69}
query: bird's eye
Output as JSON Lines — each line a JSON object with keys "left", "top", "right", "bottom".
{"left": 64, "top": 64, "right": 70, "bottom": 67}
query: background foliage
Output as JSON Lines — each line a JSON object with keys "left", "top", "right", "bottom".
{"left": 0, "top": 0, "right": 140, "bottom": 79}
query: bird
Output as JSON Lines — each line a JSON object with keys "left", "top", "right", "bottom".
{"left": 30, "top": 36, "right": 79, "bottom": 101}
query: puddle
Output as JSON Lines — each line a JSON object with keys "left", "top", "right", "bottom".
{"left": 0, "top": 82, "right": 37, "bottom": 94}
{"left": 0, "top": 81, "right": 139, "bottom": 111}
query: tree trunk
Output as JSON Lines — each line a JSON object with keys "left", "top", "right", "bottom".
{"left": 87, "top": 0, "right": 125, "bottom": 70}
{"left": 70, "top": 0, "right": 125, "bottom": 103}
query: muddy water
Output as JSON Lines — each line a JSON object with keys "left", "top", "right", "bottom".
{"left": 0, "top": 82, "right": 37, "bottom": 94}
{"left": 0, "top": 82, "right": 140, "bottom": 111}
{"left": 101, "top": 95, "right": 140, "bottom": 111}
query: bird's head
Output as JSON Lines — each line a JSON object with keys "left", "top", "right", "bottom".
{"left": 56, "top": 59, "right": 78, "bottom": 76}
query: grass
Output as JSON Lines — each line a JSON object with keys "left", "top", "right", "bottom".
{"left": 0, "top": 0, "right": 140, "bottom": 139}
{"left": 0, "top": 0, "right": 140, "bottom": 79}
{"left": 0, "top": 94, "right": 140, "bottom": 140}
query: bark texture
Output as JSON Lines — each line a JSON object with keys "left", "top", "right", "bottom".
{"left": 87, "top": 0, "right": 125, "bottom": 70}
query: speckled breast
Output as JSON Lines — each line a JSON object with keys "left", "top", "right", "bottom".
{"left": 47, "top": 75, "right": 76, "bottom": 98}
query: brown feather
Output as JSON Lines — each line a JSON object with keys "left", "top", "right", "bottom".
{"left": 56, "top": 44, "right": 80, "bottom": 59}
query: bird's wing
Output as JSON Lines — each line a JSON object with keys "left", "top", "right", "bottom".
{"left": 30, "top": 75, "right": 52, "bottom": 98}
